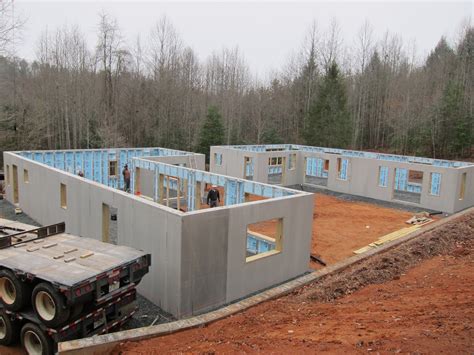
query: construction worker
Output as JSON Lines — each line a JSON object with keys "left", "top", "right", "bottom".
{"left": 207, "top": 185, "right": 220, "bottom": 208}
{"left": 122, "top": 164, "right": 131, "bottom": 192}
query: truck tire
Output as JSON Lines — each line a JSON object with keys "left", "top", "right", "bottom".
{"left": 0, "top": 311, "right": 20, "bottom": 345}
{"left": 0, "top": 269, "right": 31, "bottom": 311}
{"left": 21, "top": 322, "right": 54, "bottom": 355}
{"left": 32, "top": 283, "right": 70, "bottom": 327}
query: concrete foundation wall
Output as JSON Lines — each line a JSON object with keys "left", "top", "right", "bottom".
{"left": 178, "top": 193, "right": 313, "bottom": 317}
{"left": 211, "top": 146, "right": 474, "bottom": 213}
{"left": 3, "top": 150, "right": 312, "bottom": 319}
{"left": 3, "top": 153, "right": 183, "bottom": 315}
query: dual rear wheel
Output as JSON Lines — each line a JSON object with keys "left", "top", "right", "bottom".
{"left": 32, "top": 282, "right": 70, "bottom": 327}
{"left": 0, "top": 312, "right": 54, "bottom": 354}
{"left": 0, "top": 269, "right": 31, "bottom": 311}
{"left": 0, "top": 270, "right": 74, "bottom": 328}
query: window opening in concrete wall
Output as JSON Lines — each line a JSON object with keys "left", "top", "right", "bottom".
{"left": 324, "top": 159, "right": 329, "bottom": 172}
{"left": 459, "top": 172, "right": 467, "bottom": 200}
{"left": 60, "top": 183, "right": 67, "bottom": 209}
{"left": 244, "top": 157, "right": 254, "bottom": 180}
{"left": 336, "top": 158, "right": 348, "bottom": 180}
{"left": 12, "top": 165, "right": 19, "bottom": 203}
{"left": 408, "top": 170, "right": 423, "bottom": 185}
{"left": 102, "top": 203, "right": 118, "bottom": 244}
{"left": 305, "top": 157, "right": 328, "bottom": 186}
{"left": 289, "top": 153, "right": 296, "bottom": 170}
{"left": 378, "top": 166, "right": 389, "bottom": 187}
{"left": 268, "top": 157, "right": 285, "bottom": 184}
{"left": 430, "top": 172, "right": 441, "bottom": 196}
{"left": 159, "top": 175, "right": 182, "bottom": 210}
{"left": 6, "top": 165, "right": 10, "bottom": 185}
{"left": 246, "top": 218, "right": 283, "bottom": 262}
{"left": 393, "top": 168, "right": 422, "bottom": 204}
{"left": 23, "top": 169, "right": 29, "bottom": 183}
{"left": 102, "top": 203, "right": 110, "bottom": 243}
{"left": 109, "top": 160, "right": 118, "bottom": 177}
{"left": 214, "top": 153, "right": 223, "bottom": 166}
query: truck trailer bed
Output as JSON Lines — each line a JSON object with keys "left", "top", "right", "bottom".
{"left": 0, "top": 218, "right": 147, "bottom": 287}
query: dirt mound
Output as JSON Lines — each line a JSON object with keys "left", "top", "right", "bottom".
{"left": 299, "top": 212, "right": 473, "bottom": 302}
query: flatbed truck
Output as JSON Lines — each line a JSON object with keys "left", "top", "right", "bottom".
{"left": 0, "top": 218, "right": 151, "bottom": 354}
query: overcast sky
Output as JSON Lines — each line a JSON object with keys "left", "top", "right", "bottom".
{"left": 13, "top": 1, "right": 473, "bottom": 76}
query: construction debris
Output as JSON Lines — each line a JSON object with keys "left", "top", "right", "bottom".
{"left": 405, "top": 211, "right": 433, "bottom": 225}
{"left": 310, "top": 254, "right": 327, "bottom": 266}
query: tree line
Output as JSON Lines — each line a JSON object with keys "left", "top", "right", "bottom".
{"left": 0, "top": 13, "right": 472, "bottom": 164}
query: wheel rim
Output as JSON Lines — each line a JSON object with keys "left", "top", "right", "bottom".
{"left": 35, "top": 291, "right": 56, "bottom": 321}
{"left": 24, "top": 330, "right": 43, "bottom": 355}
{"left": 0, "top": 317, "right": 6, "bottom": 339}
{"left": 0, "top": 277, "right": 16, "bottom": 305}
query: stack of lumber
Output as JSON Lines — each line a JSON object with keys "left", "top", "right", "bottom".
{"left": 353, "top": 225, "right": 421, "bottom": 254}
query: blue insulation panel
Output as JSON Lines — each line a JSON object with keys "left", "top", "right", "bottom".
{"left": 246, "top": 234, "right": 275, "bottom": 255}
{"left": 17, "top": 147, "right": 296, "bottom": 205}
{"left": 84, "top": 152, "right": 93, "bottom": 180}
{"left": 395, "top": 168, "right": 408, "bottom": 191}
{"left": 93, "top": 151, "right": 102, "bottom": 183}
{"left": 245, "top": 161, "right": 254, "bottom": 176}
{"left": 378, "top": 166, "right": 389, "bottom": 187}
{"left": 33, "top": 152, "right": 44, "bottom": 163}
{"left": 339, "top": 159, "right": 349, "bottom": 180}
{"left": 54, "top": 152, "right": 64, "bottom": 170}
{"left": 102, "top": 151, "right": 109, "bottom": 186}
{"left": 65, "top": 152, "right": 74, "bottom": 173}
{"left": 430, "top": 173, "right": 441, "bottom": 196}
{"left": 225, "top": 180, "right": 237, "bottom": 205}
{"left": 306, "top": 158, "right": 328, "bottom": 178}
{"left": 44, "top": 152, "right": 53, "bottom": 167}
{"left": 119, "top": 150, "right": 127, "bottom": 189}
{"left": 74, "top": 152, "right": 83, "bottom": 174}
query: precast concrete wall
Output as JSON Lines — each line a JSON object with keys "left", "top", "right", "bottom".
{"left": 146, "top": 154, "right": 206, "bottom": 170}
{"left": 3, "top": 152, "right": 183, "bottom": 315}
{"left": 179, "top": 193, "right": 313, "bottom": 317}
{"left": 3, "top": 150, "right": 313, "bottom": 318}
{"left": 211, "top": 145, "right": 474, "bottom": 213}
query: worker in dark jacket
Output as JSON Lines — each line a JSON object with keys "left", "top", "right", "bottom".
{"left": 207, "top": 185, "right": 220, "bottom": 208}
{"left": 122, "top": 164, "right": 131, "bottom": 192}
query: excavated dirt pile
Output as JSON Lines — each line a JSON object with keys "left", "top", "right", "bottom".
{"left": 300, "top": 211, "right": 474, "bottom": 302}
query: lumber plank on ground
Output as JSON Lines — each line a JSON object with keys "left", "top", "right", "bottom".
{"left": 354, "top": 225, "right": 421, "bottom": 254}
{"left": 353, "top": 245, "right": 375, "bottom": 254}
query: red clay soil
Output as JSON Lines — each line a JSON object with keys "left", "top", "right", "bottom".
{"left": 310, "top": 194, "right": 415, "bottom": 265}
{"left": 117, "top": 212, "right": 474, "bottom": 354}
{"left": 199, "top": 188, "right": 414, "bottom": 267}
{"left": 240, "top": 191, "right": 415, "bottom": 266}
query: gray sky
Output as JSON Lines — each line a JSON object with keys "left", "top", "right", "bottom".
{"left": 14, "top": 1, "right": 473, "bottom": 76}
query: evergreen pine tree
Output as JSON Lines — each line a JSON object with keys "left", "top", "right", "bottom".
{"left": 439, "top": 81, "right": 472, "bottom": 157}
{"left": 196, "top": 105, "right": 225, "bottom": 162}
{"left": 304, "top": 62, "right": 351, "bottom": 148}
{"left": 261, "top": 127, "right": 284, "bottom": 144}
